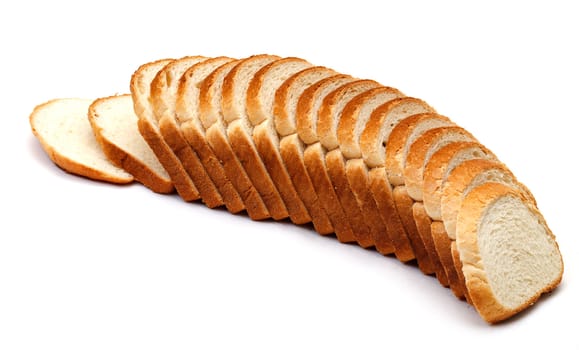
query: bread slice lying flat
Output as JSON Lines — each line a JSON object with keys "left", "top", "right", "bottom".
{"left": 88, "top": 94, "right": 173, "bottom": 193}
{"left": 456, "top": 182, "right": 563, "bottom": 323}
{"left": 30, "top": 98, "right": 133, "bottom": 184}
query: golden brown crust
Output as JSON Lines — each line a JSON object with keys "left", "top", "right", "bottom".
{"left": 336, "top": 86, "right": 404, "bottom": 159}
{"left": 326, "top": 150, "right": 374, "bottom": 248}
{"left": 404, "top": 126, "right": 475, "bottom": 201}
{"left": 345, "top": 160, "right": 395, "bottom": 254}
{"left": 280, "top": 135, "right": 334, "bottom": 234}
{"left": 368, "top": 168, "right": 415, "bottom": 262}
{"left": 159, "top": 116, "right": 223, "bottom": 208}
{"left": 451, "top": 241, "right": 472, "bottom": 303}
{"left": 227, "top": 121, "right": 288, "bottom": 220}
{"left": 456, "top": 183, "right": 563, "bottom": 323}
{"left": 317, "top": 79, "right": 381, "bottom": 150}
{"left": 360, "top": 97, "right": 435, "bottom": 168}
{"left": 392, "top": 186, "right": 435, "bottom": 274}
{"left": 385, "top": 113, "right": 453, "bottom": 186}
{"left": 88, "top": 96, "right": 172, "bottom": 193}
{"left": 296, "top": 74, "right": 355, "bottom": 145}
{"left": 304, "top": 143, "right": 355, "bottom": 243}
{"left": 253, "top": 123, "right": 311, "bottom": 224}
{"left": 205, "top": 124, "right": 270, "bottom": 220}
{"left": 182, "top": 122, "right": 245, "bottom": 213}
{"left": 422, "top": 142, "right": 495, "bottom": 220}
{"left": 137, "top": 117, "right": 199, "bottom": 201}
{"left": 431, "top": 221, "right": 464, "bottom": 299}
{"left": 273, "top": 66, "right": 337, "bottom": 137}
{"left": 412, "top": 202, "right": 449, "bottom": 287}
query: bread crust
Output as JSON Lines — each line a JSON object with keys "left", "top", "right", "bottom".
{"left": 412, "top": 202, "right": 449, "bottom": 286}
{"left": 422, "top": 142, "right": 495, "bottom": 220}
{"left": 385, "top": 113, "right": 453, "bottom": 186}
{"left": 404, "top": 126, "right": 476, "bottom": 201}
{"left": 392, "top": 186, "right": 435, "bottom": 274}
{"left": 280, "top": 135, "right": 334, "bottom": 233}
{"left": 88, "top": 95, "right": 173, "bottom": 194}
{"left": 304, "top": 143, "right": 355, "bottom": 243}
{"left": 456, "top": 183, "right": 563, "bottom": 323}
{"left": 431, "top": 221, "right": 464, "bottom": 299}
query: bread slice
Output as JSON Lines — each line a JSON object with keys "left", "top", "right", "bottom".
{"left": 431, "top": 221, "right": 465, "bottom": 299}
{"left": 422, "top": 142, "right": 496, "bottom": 220}
{"left": 296, "top": 74, "right": 358, "bottom": 240}
{"left": 130, "top": 58, "right": 200, "bottom": 201}
{"left": 221, "top": 54, "right": 290, "bottom": 220}
{"left": 404, "top": 126, "right": 477, "bottom": 201}
{"left": 247, "top": 57, "right": 313, "bottom": 224}
{"left": 197, "top": 59, "right": 270, "bottom": 220}
{"left": 456, "top": 182, "right": 563, "bottom": 323}
{"left": 385, "top": 113, "right": 455, "bottom": 186}
{"left": 316, "top": 80, "right": 383, "bottom": 248}
{"left": 441, "top": 159, "right": 536, "bottom": 240}
{"left": 359, "top": 97, "right": 436, "bottom": 262}
{"left": 275, "top": 66, "right": 338, "bottom": 233}
{"left": 29, "top": 98, "right": 133, "bottom": 184}
{"left": 170, "top": 56, "right": 246, "bottom": 214}
{"left": 152, "top": 56, "right": 226, "bottom": 208}
{"left": 88, "top": 94, "right": 172, "bottom": 193}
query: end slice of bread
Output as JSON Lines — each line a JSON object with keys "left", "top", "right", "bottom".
{"left": 456, "top": 182, "right": 563, "bottom": 323}
{"left": 88, "top": 94, "right": 173, "bottom": 193}
{"left": 30, "top": 98, "right": 134, "bottom": 184}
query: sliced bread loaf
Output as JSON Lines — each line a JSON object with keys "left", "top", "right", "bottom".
{"left": 274, "top": 66, "right": 338, "bottom": 233}
{"left": 221, "top": 54, "right": 290, "bottom": 220}
{"left": 197, "top": 58, "right": 270, "bottom": 220}
{"left": 247, "top": 57, "right": 313, "bottom": 224}
{"left": 30, "top": 98, "right": 133, "bottom": 184}
{"left": 88, "top": 94, "right": 172, "bottom": 193}
{"left": 456, "top": 182, "right": 563, "bottom": 323}
{"left": 130, "top": 58, "right": 200, "bottom": 201}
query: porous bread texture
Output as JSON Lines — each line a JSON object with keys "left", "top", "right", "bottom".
{"left": 441, "top": 159, "right": 536, "bottom": 240}
{"left": 172, "top": 56, "right": 245, "bottom": 213}
{"left": 456, "top": 183, "right": 563, "bottom": 323}
{"left": 248, "top": 57, "right": 313, "bottom": 224}
{"left": 275, "top": 66, "right": 338, "bottom": 233}
{"left": 88, "top": 94, "right": 172, "bottom": 193}
{"left": 130, "top": 58, "right": 200, "bottom": 201}
{"left": 296, "top": 74, "right": 356, "bottom": 145}
{"left": 198, "top": 59, "right": 270, "bottom": 220}
{"left": 153, "top": 56, "right": 224, "bottom": 208}
{"left": 404, "top": 126, "right": 476, "bottom": 201}
{"left": 386, "top": 113, "right": 455, "bottom": 186}
{"left": 30, "top": 98, "right": 133, "bottom": 184}
{"left": 222, "top": 54, "right": 289, "bottom": 220}
{"left": 274, "top": 66, "right": 337, "bottom": 137}
{"left": 422, "top": 142, "right": 496, "bottom": 220}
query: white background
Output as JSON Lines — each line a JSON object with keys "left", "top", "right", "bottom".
{"left": 1, "top": 0, "right": 578, "bottom": 348}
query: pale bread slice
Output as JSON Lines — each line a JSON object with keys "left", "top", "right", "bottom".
{"left": 247, "top": 57, "right": 313, "bottom": 224}
{"left": 170, "top": 56, "right": 245, "bottom": 213}
{"left": 222, "top": 54, "right": 290, "bottom": 220}
{"left": 359, "top": 97, "right": 436, "bottom": 262}
{"left": 130, "top": 58, "right": 200, "bottom": 201}
{"left": 385, "top": 113, "right": 455, "bottom": 186}
{"left": 30, "top": 98, "right": 133, "bottom": 184}
{"left": 274, "top": 66, "right": 338, "bottom": 233}
{"left": 317, "top": 80, "right": 383, "bottom": 248}
{"left": 197, "top": 58, "right": 270, "bottom": 220}
{"left": 152, "top": 56, "right": 225, "bottom": 208}
{"left": 441, "top": 159, "right": 536, "bottom": 240}
{"left": 456, "top": 182, "right": 563, "bottom": 323}
{"left": 422, "top": 142, "right": 496, "bottom": 220}
{"left": 88, "top": 94, "right": 172, "bottom": 193}
{"left": 404, "top": 126, "right": 477, "bottom": 202}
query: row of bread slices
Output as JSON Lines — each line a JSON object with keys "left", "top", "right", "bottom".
{"left": 29, "top": 54, "right": 563, "bottom": 324}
